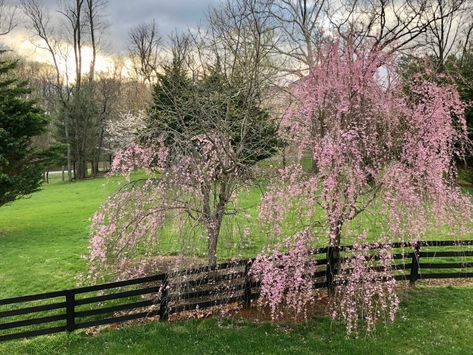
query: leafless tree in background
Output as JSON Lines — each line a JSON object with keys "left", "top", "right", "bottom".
{"left": 259, "top": 0, "right": 327, "bottom": 79}
{"left": 85, "top": 0, "right": 108, "bottom": 81}
{"left": 419, "top": 0, "right": 473, "bottom": 68}
{"left": 327, "top": 0, "right": 464, "bottom": 54}
{"left": 21, "top": 0, "right": 74, "bottom": 180}
{"left": 129, "top": 20, "right": 161, "bottom": 84}
{"left": 206, "top": 0, "right": 277, "bottom": 103}
{"left": 0, "top": 0, "right": 16, "bottom": 36}
{"left": 21, "top": 0, "right": 110, "bottom": 180}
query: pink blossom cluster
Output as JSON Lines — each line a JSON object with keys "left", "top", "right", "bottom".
{"left": 88, "top": 132, "right": 242, "bottom": 281}
{"left": 331, "top": 235, "right": 399, "bottom": 335}
{"left": 261, "top": 41, "right": 472, "bottom": 252}
{"left": 251, "top": 229, "right": 317, "bottom": 320}
{"left": 257, "top": 41, "right": 472, "bottom": 333}
{"left": 111, "top": 144, "right": 158, "bottom": 179}
{"left": 259, "top": 164, "right": 319, "bottom": 237}
{"left": 88, "top": 179, "right": 172, "bottom": 281}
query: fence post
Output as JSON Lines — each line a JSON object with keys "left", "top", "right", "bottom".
{"left": 243, "top": 260, "right": 253, "bottom": 308}
{"left": 159, "top": 273, "right": 169, "bottom": 321}
{"left": 65, "top": 289, "right": 75, "bottom": 333}
{"left": 409, "top": 241, "right": 421, "bottom": 286}
{"left": 326, "top": 246, "right": 339, "bottom": 296}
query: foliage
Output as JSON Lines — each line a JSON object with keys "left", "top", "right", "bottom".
{"left": 57, "top": 82, "right": 101, "bottom": 179}
{"left": 0, "top": 51, "right": 48, "bottom": 207}
{"left": 39, "top": 143, "right": 68, "bottom": 169}
{"left": 145, "top": 56, "right": 193, "bottom": 150}
{"left": 448, "top": 50, "right": 473, "bottom": 166}
{"left": 105, "top": 111, "right": 146, "bottom": 151}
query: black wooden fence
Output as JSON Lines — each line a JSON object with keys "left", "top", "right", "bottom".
{"left": 1, "top": 239, "right": 473, "bottom": 343}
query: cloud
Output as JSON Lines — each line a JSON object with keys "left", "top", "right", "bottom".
{"left": 1, "top": 0, "right": 221, "bottom": 65}
{"left": 109, "top": 0, "right": 218, "bottom": 50}
{"left": 27, "top": 0, "right": 220, "bottom": 52}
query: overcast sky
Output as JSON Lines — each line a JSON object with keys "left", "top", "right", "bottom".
{"left": 105, "top": 0, "right": 219, "bottom": 49}
{"left": 5, "top": 0, "right": 220, "bottom": 54}
{"left": 101, "top": 0, "right": 220, "bottom": 52}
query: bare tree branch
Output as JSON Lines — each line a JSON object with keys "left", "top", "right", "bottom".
{"left": 0, "top": 0, "right": 16, "bottom": 36}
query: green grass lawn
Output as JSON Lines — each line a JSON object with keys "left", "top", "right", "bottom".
{"left": 0, "top": 286, "right": 472, "bottom": 354}
{"left": 1, "top": 174, "right": 473, "bottom": 353}
{"left": 0, "top": 176, "right": 124, "bottom": 298}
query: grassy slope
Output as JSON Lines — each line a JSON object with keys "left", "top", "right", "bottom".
{"left": 0, "top": 176, "right": 268, "bottom": 298}
{"left": 0, "top": 176, "right": 122, "bottom": 298}
{"left": 1, "top": 286, "right": 472, "bottom": 354}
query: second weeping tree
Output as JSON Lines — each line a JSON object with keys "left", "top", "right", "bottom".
{"left": 87, "top": 1, "right": 282, "bottom": 280}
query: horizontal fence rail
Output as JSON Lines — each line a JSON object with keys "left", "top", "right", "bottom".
{"left": 1, "top": 239, "right": 473, "bottom": 342}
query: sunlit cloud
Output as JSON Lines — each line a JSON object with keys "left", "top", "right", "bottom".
{"left": 1, "top": 31, "right": 133, "bottom": 81}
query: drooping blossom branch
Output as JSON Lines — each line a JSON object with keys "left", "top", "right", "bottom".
{"left": 251, "top": 229, "right": 318, "bottom": 320}
{"left": 261, "top": 41, "right": 472, "bottom": 246}
{"left": 330, "top": 234, "right": 400, "bottom": 335}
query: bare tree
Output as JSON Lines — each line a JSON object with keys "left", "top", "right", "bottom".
{"left": 91, "top": 72, "right": 122, "bottom": 175}
{"left": 84, "top": 0, "right": 107, "bottom": 81}
{"left": 58, "top": 0, "right": 85, "bottom": 88}
{"left": 21, "top": 0, "right": 75, "bottom": 180}
{"left": 128, "top": 20, "right": 161, "bottom": 84}
{"left": 328, "top": 0, "right": 465, "bottom": 54}
{"left": 420, "top": 0, "right": 473, "bottom": 69}
{"left": 261, "top": 0, "right": 327, "bottom": 78}
{"left": 22, "top": 0, "right": 110, "bottom": 180}
{"left": 0, "top": 0, "right": 16, "bottom": 36}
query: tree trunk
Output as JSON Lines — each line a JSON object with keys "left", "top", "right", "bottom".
{"left": 282, "top": 147, "right": 287, "bottom": 168}
{"left": 206, "top": 218, "right": 222, "bottom": 267}
{"left": 65, "top": 126, "right": 72, "bottom": 182}
{"left": 328, "top": 220, "right": 342, "bottom": 296}
{"left": 206, "top": 180, "right": 229, "bottom": 266}
{"left": 62, "top": 166, "right": 65, "bottom": 182}
{"left": 311, "top": 158, "right": 319, "bottom": 175}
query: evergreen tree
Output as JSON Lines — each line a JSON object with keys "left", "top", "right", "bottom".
{"left": 145, "top": 56, "right": 195, "bottom": 149}
{"left": 146, "top": 57, "right": 281, "bottom": 167}
{"left": 0, "top": 52, "right": 48, "bottom": 206}
{"left": 197, "top": 63, "right": 282, "bottom": 167}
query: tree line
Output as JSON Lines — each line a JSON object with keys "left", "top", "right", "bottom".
{"left": 0, "top": 0, "right": 472, "bottom": 211}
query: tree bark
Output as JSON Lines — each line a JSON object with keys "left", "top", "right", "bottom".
{"left": 206, "top": 218, "right": 222, "bottom": 267}
{"left": 328, "top": 219, "right": 342, "bottom": 296}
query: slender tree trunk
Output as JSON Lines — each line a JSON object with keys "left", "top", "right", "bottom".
{"left": 282, "top": 146, "right": 287, "bottom": 168}
{"left": 206, "top": 218, "right": 222, "bottom": 267}
{"left": 65, "top": 125, "right": 73, "bottom": 182}
{"left": 94, "top": 127, "right": 105, "bottom": 177}
{"left": 328, "top": 219, "right": 342, "bottom": 296}
{"left": 62, "top": 166, "right": 65, "bottom": 182}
